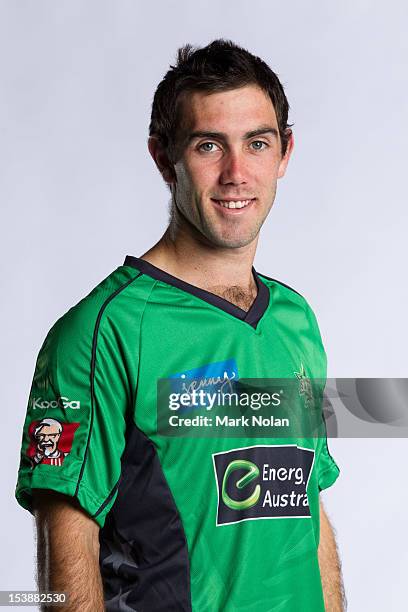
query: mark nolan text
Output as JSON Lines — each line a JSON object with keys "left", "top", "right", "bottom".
{"left": 168, "top": 415, "right": 289, "bottom": 427}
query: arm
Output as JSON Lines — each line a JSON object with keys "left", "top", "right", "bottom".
{"left": 33, "top": 490, "right": 105, "bottom": 612}
{"left": 318, "top": 499, "right": 346, "bottom": 611}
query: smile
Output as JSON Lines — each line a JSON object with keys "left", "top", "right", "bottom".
{"left": 212, "top": 198, "right": 255, "bottom": 210}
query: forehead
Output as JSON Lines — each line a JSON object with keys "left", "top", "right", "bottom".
{"left": 178, "top": 84, "right": 278, "bottom": 135}
{"left": 39, "top": 425, "right": 59, "bottom": 434}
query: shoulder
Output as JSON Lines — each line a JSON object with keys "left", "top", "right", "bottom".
{"left": 257, "top": 271, "right": 327, "bottom": 376}
{"left": 257, "top": 270, "right": 323, "bottom": 334}
{"left": 37, "top": 265, "right": 146, "bottom": 368}
{"left": 257, "top": 271, "right": 307, "bottom": 309}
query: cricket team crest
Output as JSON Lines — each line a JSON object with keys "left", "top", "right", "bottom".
{"left": 26, "top": 418, "right": 79, "bottom": 468}
{"left": 294, "top": 362, "right": 315, "bottom": 409}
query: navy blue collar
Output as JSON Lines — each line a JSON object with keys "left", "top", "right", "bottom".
{"left": 123, "top": 255, "right": 270, "bottom": 329}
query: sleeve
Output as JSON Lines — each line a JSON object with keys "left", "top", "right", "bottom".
{"left": 304, "top": 301, "right": 341, "bottom": 492}
{"left": 15, "top": 294, "right": 134, "bottom": 527}
{"left": 316, "top": 427, "right": 340, "bottom": 491}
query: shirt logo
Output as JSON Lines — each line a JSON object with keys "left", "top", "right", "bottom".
{"left": 294, "top": 362, "right": 315, "bottom": 409}
{"left": 26, "top": 418, "right": 79, "bottom": 468}
{"left": 169, "top": 359, "right": 239, "bottom": 411}
{"left": 30, "top": 396, "right": 81, "bottom": 410}
{"left": 213, "top": 445, "right": 315, "bottom": 526}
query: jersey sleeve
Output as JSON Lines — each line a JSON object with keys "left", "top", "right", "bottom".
{"left": 316, "top": 434, "right": 340, "bottom": 491}
{"left": 15, "top": 279, "right": 138, "bottom": 527}
{"left": 304, "top": 301, "right": 341, "bottom": 492}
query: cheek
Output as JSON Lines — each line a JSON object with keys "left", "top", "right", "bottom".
{"left": 182, "top": 163, "right": 216, "bottom": 198}
{"left": 259, "top": 159, "right": 281, "bottom": 188}
{"left": 176, "top": 161, "right": 201, "bottom": 192}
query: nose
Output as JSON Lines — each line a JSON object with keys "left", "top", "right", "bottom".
{"left": 219, "top": 150, "right": 248, "bottom": 186}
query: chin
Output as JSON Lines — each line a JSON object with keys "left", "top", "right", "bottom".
{"left": 208, "top": 224, "right": 260, "bottom": 247}
{"left": 211, "top": 233, "right": 257, "bottom": 249}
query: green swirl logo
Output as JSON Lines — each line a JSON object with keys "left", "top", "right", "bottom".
{"left": 221, "top": 459, "right": 260, "bottom": 510}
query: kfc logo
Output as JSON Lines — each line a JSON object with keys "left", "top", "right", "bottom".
{"left": 27, "top": 418, "right": 79, "bottom": 468}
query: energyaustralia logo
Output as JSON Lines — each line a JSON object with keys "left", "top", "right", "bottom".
{"left": 30, "top": 396, "right": 81, "bottom": 410}
{"left": 212, "top": 444, "right": 315, "bottom": 526}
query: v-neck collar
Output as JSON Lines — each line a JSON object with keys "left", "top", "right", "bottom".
{"left": 123, "top": 255, "right": 270, "bottom": 329}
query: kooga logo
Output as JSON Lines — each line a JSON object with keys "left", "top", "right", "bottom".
{"left": 212, "top": 444, "right": 315, "bottom": 526}
{"left": 30, "top": 396, "right": 81, "bottom": 410}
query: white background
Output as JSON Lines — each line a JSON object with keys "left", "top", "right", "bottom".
{"left": 1, "top": 1, "right": 407, "bottom": 610}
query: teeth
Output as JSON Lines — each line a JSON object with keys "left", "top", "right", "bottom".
{"left": 217, "top": 199, "right": 252, "bottom": 209}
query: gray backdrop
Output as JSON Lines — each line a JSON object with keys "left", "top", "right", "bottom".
{"left": 1, "top": 1, "right": 407, "bottom": 610}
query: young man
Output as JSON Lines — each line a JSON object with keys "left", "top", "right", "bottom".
{"left": 16, "top": 40, "right": 345, "bottom": 611}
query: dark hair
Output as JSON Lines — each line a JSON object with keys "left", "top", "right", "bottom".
{"left": 149, "top": 39, "right": 292, "bottom": 161}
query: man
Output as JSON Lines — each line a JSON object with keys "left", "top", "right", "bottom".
{"left": 16, "top": 40, "right": 345, "bottom": 611}
{"left": 30, "top": 418, "right": 68, "bottom": 467}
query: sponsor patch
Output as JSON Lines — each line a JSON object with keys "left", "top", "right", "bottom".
{"left": 26, "top": 418, "right": 79, "bottom": 468}
{"left": 212, "top": 444, "right": 315, "bottom": 526}
{"left": 168, "top": 359, "right": 239, "bottom": 412}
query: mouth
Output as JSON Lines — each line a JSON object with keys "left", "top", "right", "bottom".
{"left": 211, "top": 198, "right": 256, "bottom": 212}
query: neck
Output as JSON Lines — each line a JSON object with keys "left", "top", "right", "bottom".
{"left": 140, "top": 208, "right": 259, "bottom": 295}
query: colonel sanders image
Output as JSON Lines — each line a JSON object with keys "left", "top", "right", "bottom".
{"left": 30, "top": 418, "right": 68, "bottom": 468}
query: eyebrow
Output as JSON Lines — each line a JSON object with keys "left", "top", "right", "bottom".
{"left": 187, "top": 126, "right": 279, "bottom": 143}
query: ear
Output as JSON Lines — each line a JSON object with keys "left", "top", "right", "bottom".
{"left": 277, "top": 129, "right": 294, "bottom": 179}
{"left": 148, "top": 136, "right": 176, "bottom": 184}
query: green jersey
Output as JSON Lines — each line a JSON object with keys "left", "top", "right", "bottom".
{"left": 16, "top": 256, "right": 340, "bottom": 611}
